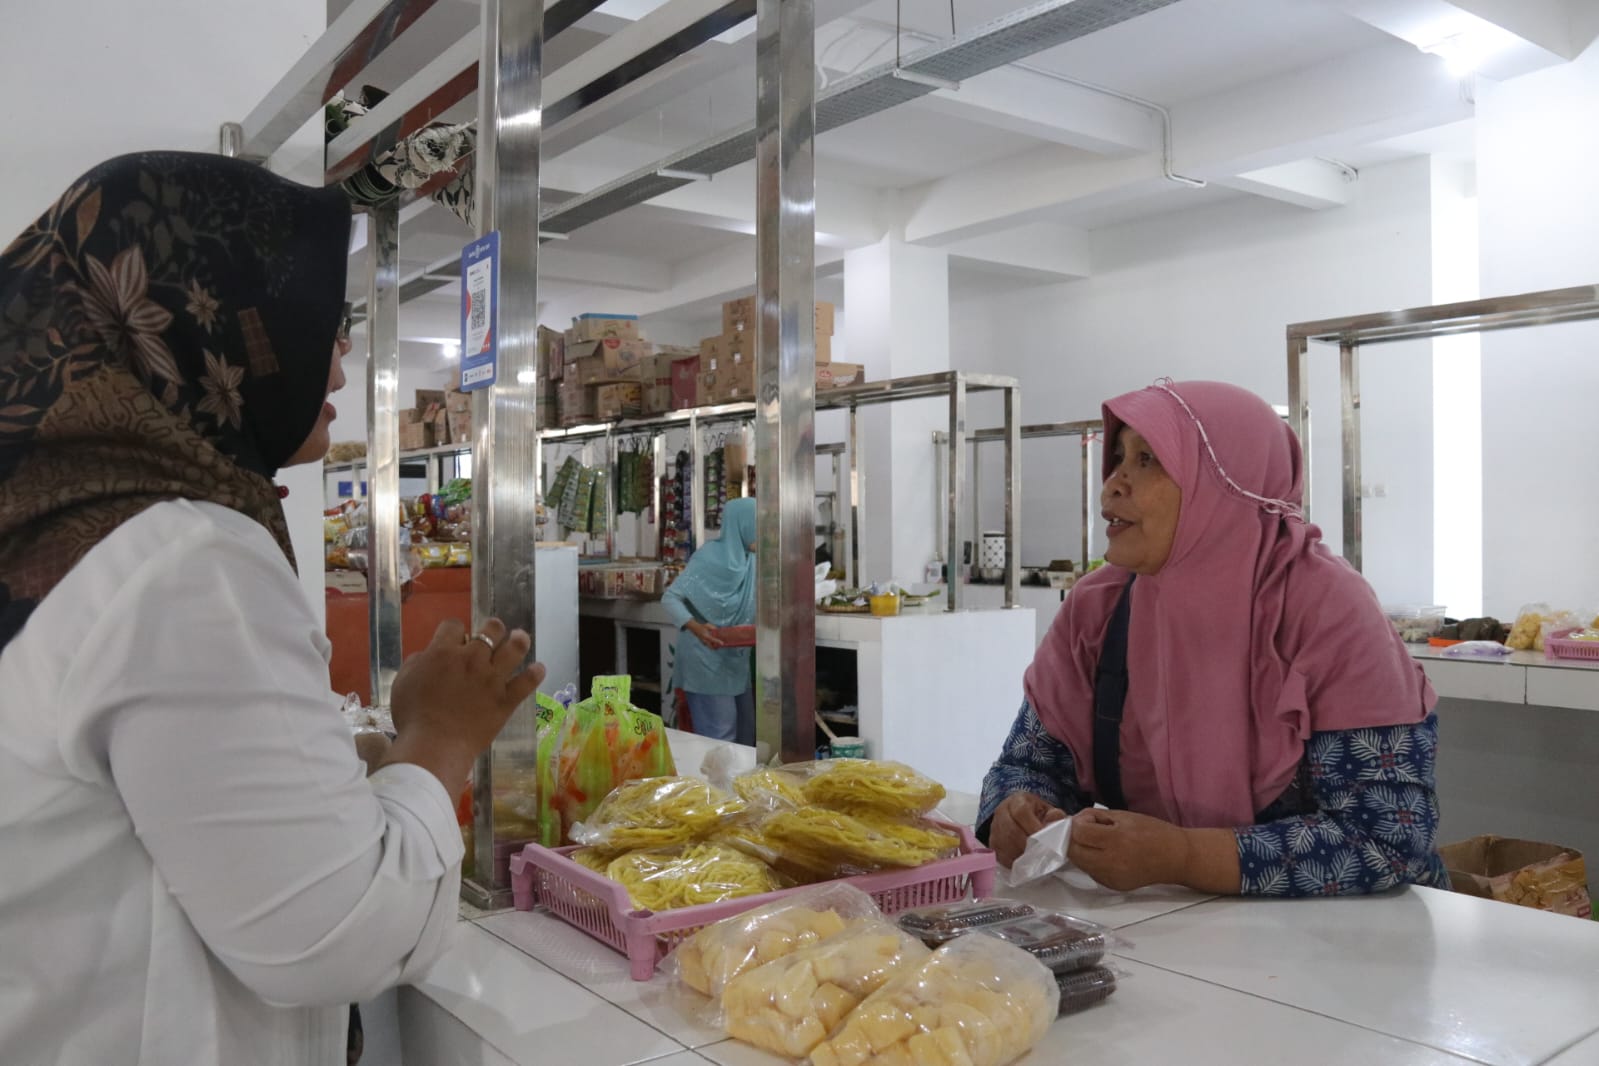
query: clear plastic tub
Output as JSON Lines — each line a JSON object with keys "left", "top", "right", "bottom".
{"left": 1385, "top": 604, "right": 1446, "bottom": 644}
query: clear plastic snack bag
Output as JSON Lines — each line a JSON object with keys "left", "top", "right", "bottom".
{"left": 761, "top": 808, "right": 962, "bottom": 880}
{"left": 570, "top": 777, "right": 748, "bottom": 851}
{"left": 896, "top": 899, "right": 1038, "bottom": 947}
{"left": 603, "top": 842, "right": 785, "bottom": 912}
{"left": 732, "top": 766, "right": 812, "bottom": 811}
{"left": 721, "top": 918, "right": 931, "bottom": 1059}
{"left": 809, "top": 933, "right": 1059, "bottom": 1066}
{"left": 800, "top": 759, "right": 947, "bottom": 817}
{"left": 979, "top": 911, "right": 1126, "bottom": 975}
{"left": 666, "top": 883, "right": 881, "bottom": 1000}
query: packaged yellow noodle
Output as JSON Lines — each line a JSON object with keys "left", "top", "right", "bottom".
{"left": 809, "top": 934, "right": 1059, "bottom": 1066}
{"left": 800, "top": 759, "right": 946, "bottom": 817}
{"left": 669, "top": 883, "right": 880, "bottom": 999}
{"left": 721, "top": 918, "right": 930, "bottom": 1059}
{"left": 763, "top": 808, "right": 962, "bottom": 879}
{"left": 571, "top": 777, "right": 748, "bottom": 850}
{"left": 569, "top": 847, "right": 618, "bottom": 874}
{"left": 732, "top": 766, "right": 810, "bottom": 811}
{"left": 605, "top": 842, "right": 784, "bottom": 912}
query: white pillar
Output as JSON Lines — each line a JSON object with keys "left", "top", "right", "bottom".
{"left": 844, "top": 236, "right": 951, "bottom": 585}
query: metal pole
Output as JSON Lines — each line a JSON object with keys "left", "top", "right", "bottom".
{"left": 969, "top": 438, "right": 980, "bottom": 575}
{"left": 605, "top": 429, "right": 617, "bottom": 559}
{"left": 1286, "top": 334, "right": 1310, "bottom": 517}
{"left": 652, "top": 432, "right": 666, "bottom": 560}
{"left": 690, "top": 413, "right": 705, "bottom": 550}
{"left": 1003, "top": 384, "right": 1020, "bottom": 608}
{"left": 947, "top": 377, "right": 966, "bottom": 612}
{"left": 1080, "top": 434, "right": 1092, "bottom": 574}
{"left": 1339, "top": 342, "right": 1362, "bottom": 571}
{"left": 466, "top": 0, "right": 542, "bottom": 907}
{"left": 753, "top": 0, "right": 816, "bottom": 765}
{"left": 848, "top": 404, "right": 861, "bottom": 591}
{"left": 366, "top": 208, "right": 404, "bottom": 705}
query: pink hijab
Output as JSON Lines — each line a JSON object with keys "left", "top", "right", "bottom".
{"left": 1024, "top": 381, "right": 1435, "bottom": 828}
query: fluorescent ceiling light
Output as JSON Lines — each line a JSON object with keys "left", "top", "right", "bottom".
{"left": 443, "top": 342, "right": 461, "bottom": 360}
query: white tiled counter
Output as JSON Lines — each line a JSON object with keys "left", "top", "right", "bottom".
{"left": 406, "top": 878, "right": 1599, "bottom": 1066}
{"left": 1409, "top": 644, "right": 1599, "bottom": 712}
{"left": 404, "top": 758, "right": 1599, "bottom": 1066}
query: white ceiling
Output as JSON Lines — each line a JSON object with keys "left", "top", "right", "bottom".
{"left": 313, "top": 0, "right": 1597, "bottom": 369}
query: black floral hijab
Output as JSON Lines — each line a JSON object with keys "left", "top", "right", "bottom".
{"left": 0, "top": 152, "right": 351, "bottom": 650}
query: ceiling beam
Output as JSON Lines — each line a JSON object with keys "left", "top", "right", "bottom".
{"left": 941, "top": 224, "right": 1092, "bottom": 281}
{"left": 1321, "top": 0, "right": 1581, "bottom": 79}
{"left": 1220, "top": 158, "right": 1358, "bottom": 210}
{"left": 820, "top": 19, "right": 1158, "bottom": 157}
{"left": 898, "top": 39, "right": 1473, "bottom": 244}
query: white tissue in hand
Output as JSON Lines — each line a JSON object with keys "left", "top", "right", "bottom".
{"left": 700, "top": 743, "right": 756, "bottom": 790}
{"left": 1009, "top": 818, "right": 1072, "bottom": 885}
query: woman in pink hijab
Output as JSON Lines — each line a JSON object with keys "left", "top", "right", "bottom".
{"left": 977, "top": 380, "right": 1447, "bottom": 896}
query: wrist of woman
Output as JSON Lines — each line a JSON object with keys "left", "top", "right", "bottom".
{"left": 378, "top": 729, "right": 481, "bottom": 798}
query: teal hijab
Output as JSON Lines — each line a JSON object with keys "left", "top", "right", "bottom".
{"left": 668, "top": 497, "right": 756, "bottom": 696}
{"left": 675, "top": 497, "right": 756, "bottom": 627}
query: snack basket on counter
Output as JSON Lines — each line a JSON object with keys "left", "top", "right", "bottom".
{"left": 509, "top": 821, "right": 997, "bottom": 980}
{"left": 1546, "top": 628, "right": 1599, "bottom": 661}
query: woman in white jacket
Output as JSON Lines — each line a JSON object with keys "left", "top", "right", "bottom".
{"left": 0, "top": 151, "right": 542, "bottom": 1065}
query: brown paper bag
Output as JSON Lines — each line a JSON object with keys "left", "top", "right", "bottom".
{"left": 1438, "top": 836, "right": 1592, "bottom": 919}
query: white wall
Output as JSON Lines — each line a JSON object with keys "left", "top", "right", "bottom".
{"left": 950, "top": 157, "right": 1440, "bottom": 606}
{"left": 1, "top": 0, "right": 330, "bottom": 616}
{"left": 1475, "top": 50, "right": 1599, "bottom": 617}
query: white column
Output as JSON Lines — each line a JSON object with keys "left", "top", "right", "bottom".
{"left": 844, "top": 236, "right": 951, "bottom": 586}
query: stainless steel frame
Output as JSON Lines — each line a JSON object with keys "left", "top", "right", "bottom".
{"left": 1286, "top": 284, "right": 1599, "bottom": 568}
{"left": 965, "top": 419, "right": 1101, "bottom": 581}
{"left": 366, "top": 207, "right": 405, "bottom": 707}
{"left": 462, "top": 0, "right": 544, "bottom": 910}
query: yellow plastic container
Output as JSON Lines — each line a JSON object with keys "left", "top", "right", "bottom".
{"left": 868, "top": 592, "right": 901, "bottom": 617}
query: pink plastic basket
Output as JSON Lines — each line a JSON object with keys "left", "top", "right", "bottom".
{"left": 508, "top": 820, "right": 996, "bottom": 980}
{"left": 1546, "top": 628, "right": 1599, "bottom": 661}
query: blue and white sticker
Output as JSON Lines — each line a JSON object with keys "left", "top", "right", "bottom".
{"left": 459, "top": 231, "right": 499, "bottom": 391}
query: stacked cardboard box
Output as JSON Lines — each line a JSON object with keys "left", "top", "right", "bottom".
{"left": 721, "top": 297, "right": 836, "bottom": 363}
{"left": 556, "top": 313, "right": 655, "bottom": 427}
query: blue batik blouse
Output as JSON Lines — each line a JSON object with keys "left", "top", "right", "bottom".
{"left": 977, "top": 701, "right": 1450, "bottom": 896}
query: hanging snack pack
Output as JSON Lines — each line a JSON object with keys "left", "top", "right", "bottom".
{"left": 536, "top": 676, "right": 675, "bottom": 846}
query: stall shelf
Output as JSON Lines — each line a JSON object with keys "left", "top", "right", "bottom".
{"left": 1286, "top": 283, "right": 1599, "bottom": 571}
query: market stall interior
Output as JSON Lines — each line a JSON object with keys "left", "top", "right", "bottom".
{"left": 204, "top": 0, "right": 1599, "bottom": 1058}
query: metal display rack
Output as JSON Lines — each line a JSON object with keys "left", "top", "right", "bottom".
{"left": 1286, "top": 283, "right": 1599, "bottom": 571}
{"left": 950, "top": 419, "right": 1101, "bottom": 580}
{"left": 240, "top": 0, "right": 1164, "bottom": 906}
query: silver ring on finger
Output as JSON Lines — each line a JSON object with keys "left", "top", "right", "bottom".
{"left": 470, "top": 633, "right": 498, "bottom": 652}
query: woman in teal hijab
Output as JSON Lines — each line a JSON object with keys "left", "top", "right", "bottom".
{"left": 663, "top": 497, "right": 757, "bottom": 743}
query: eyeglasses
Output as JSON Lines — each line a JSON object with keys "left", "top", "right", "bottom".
{"left": 337, "top": 304, "right": 354, "bottom": 343}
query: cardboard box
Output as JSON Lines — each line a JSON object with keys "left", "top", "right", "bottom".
{"left": 671, "top": 356, "right": 701, "bottom": 409}
{"left": 398, "top": 418, "right": 434, "bottom": 451}
{"left": 568, "top": 337, "right": 652, "bottom": 376}
{"left": 642, "top": 383, "right": 674, "bottom": 415}
{"left": 444, "top": 388, "right": 472, "bottom": 414}
{"left": 723, "top": 297, "right": 836, "bottom": 337}
{"left": 557, "top": 375, "right": 592, "bottom": 423}
{"left": 414, "top": 389, "right": 446, "bottom": 412}
{"left": 565, "top": 354, "right": 640, "bottom": 388}
{"left": 705, "top": 327, "right": 830, "bottom": 364}
{"left": 1439, "top": 836, "right": 1591, "bottom": 918}
{"left": 447, "top": 406, "right": 473, "bottom": 446}
{"left": 817, "top": 361, "right": 864, "bottom": 389}
{"left": 594, "top": 382, "right": 643, "bottom": 420}
{"left": 538, "top": 326, "right": 565, "bottom": 382}
{"left": 432, "top": 407, "right": 451, "bottom": 446}
{"left": 702, "top": 360, "right": 755, "bottom": 405}
{"left": 570, "top": 313, "right": 640, "bottom": 343}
